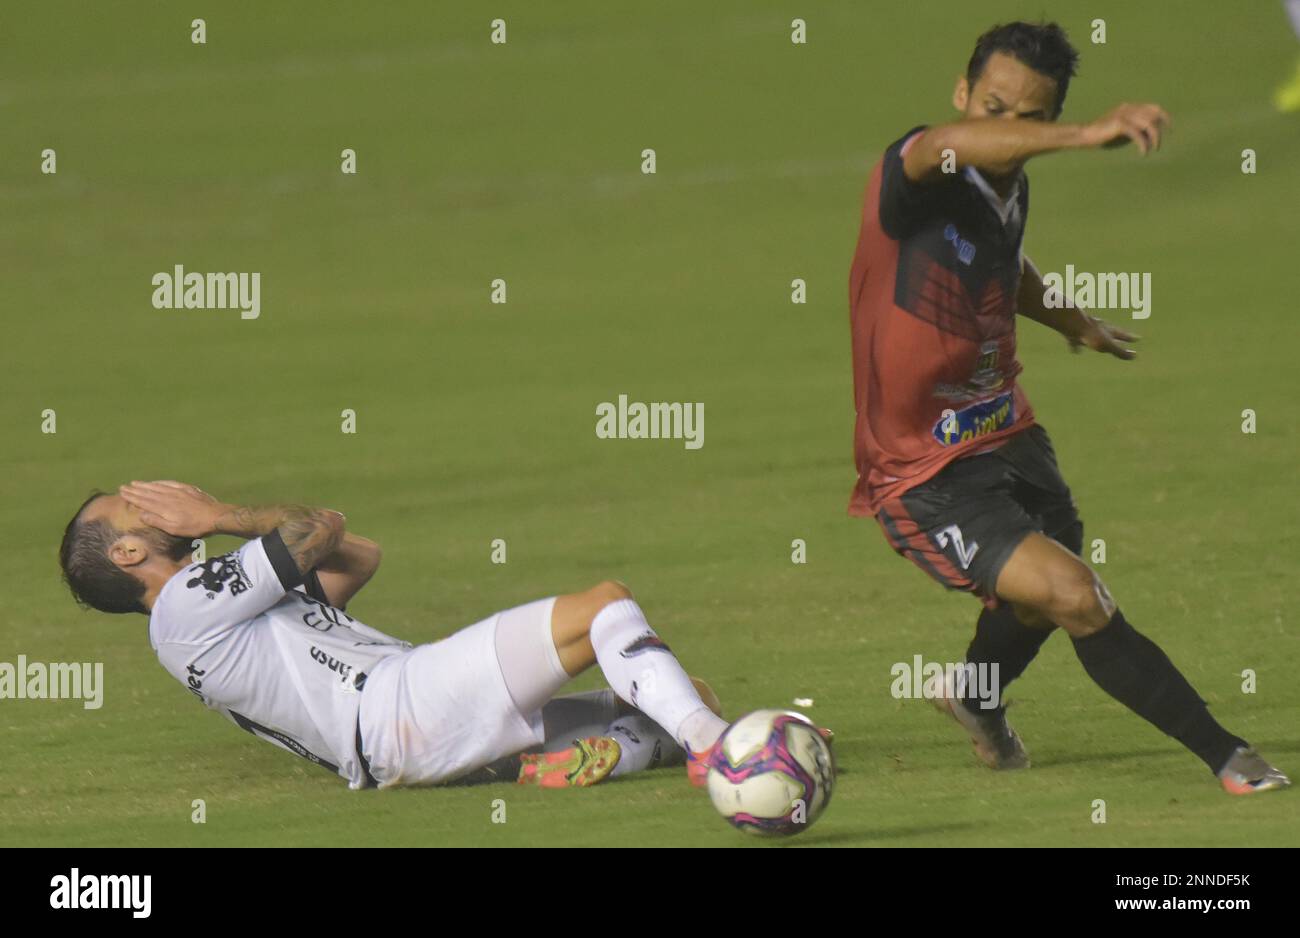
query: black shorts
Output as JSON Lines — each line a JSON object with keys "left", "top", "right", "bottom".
{"left": 874, "top": 424, "right": 1082, "bottom": 607}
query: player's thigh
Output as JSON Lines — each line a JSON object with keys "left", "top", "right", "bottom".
{"left": 359, "top": 600, "right": 556, "bottom": 786}
{"left": 994, "top": 532, "right": 1114, "bottom": 633}
{"left": 876, "top": 470, "right": 1037, "bottom": 606}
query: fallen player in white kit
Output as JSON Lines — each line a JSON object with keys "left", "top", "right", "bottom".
{"left": 58, "top": 481, "right": 730, "bottom": 789}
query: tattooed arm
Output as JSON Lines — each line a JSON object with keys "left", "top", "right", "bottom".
{"left": 120, "top": 482, "right": 355, "bottom": 585}
{"left": 216, "top": 503, "right": 378, "bottom": 607}
{"left": 121, "top": 480, "right": 383, "bottom": 609}
{"left": 210, "top": 503, "right": 346, "bottom": 576}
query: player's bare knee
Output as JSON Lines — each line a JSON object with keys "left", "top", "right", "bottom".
{"left": 1011, "top": 602, "right": 1055, "bottom": 631}
{"left": 589, "top": 579, "right": 633, "bottom": 605}
{"left": 578, "top": 581, "right": 633, "bottom": 628}
{"left": 1049, "top": 567, "right": 1111, "bottom": 635}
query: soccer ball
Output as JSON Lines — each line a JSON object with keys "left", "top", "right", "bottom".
{"left": 705, "top": 709, "right": 835, "bottom": 836}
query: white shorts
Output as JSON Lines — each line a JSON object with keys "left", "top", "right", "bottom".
{"left": 357, "top": 597, "right": 558, "bottom": 788}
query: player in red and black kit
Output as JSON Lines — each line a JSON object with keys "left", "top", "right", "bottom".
{"left": 848, "top": 22, "right": 1287, "bottom": 793}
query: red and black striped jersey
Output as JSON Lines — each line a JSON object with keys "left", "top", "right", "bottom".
{"left": 848, "top": 126, "right": 1037, "bottom": 516}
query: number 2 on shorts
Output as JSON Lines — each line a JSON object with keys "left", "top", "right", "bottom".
{"left": 935, "top": 524, "right": 980, "bottom": 570}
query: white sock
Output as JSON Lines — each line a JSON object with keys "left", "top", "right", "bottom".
{"left": 539, "top": 689, "right": 621, "bottom": 752}
{"left": 588, "top": 599, "right": 727, "bottom": 753}
{"left": 607, "top": 713, "right": 682, "bottom": 776}
{"left": 1288, "top": 0, "right": 1300, "bottom": 41}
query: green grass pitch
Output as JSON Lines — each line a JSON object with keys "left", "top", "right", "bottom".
{"left": 2, "top": 0, "right": 1297, "bottom": 847}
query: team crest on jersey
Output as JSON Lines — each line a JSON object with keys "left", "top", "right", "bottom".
{"left": 968, "top": 341, "right": 1003, "bottom": 391}
{"left": 185, "top": 553, "right": 250, "bottom": 599}
{"left": 933, "top": 341, "right": 1005, "bottom": 401}
{"left": 619, "top": 632, "right": 672, "bottom": 658}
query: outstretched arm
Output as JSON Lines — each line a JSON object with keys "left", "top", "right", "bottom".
{"left": 1017, "top": 255, "right": 1139, "bottom": 361}
{"left": 902, "top": 102, "right": 1170, "bottom": 183}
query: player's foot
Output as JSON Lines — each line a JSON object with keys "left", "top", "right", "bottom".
{"left": 1218, "top": 747, "right": 1291, "bottom": 795}
{"left": 517, "top": 736, "right": 621, "bottom": 788}
{"left": 686, "top": 741, "right": 716, "bottom": 788}
{"left": 932, "top": 693, "right": 1029, "bottom": 770}
{"left": 687, "top": 723, "right": 835, "bottom": 788}
{"left": 1274, "top": 60, "right": 1300, "bottom": 112}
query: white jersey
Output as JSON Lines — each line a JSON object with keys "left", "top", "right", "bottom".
{"left": 148, "top": 533, "right": 412, "bottom": 789}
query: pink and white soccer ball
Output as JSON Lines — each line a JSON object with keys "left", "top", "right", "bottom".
{"left": 705, "top": 709, "right": 835, "bottom": 836}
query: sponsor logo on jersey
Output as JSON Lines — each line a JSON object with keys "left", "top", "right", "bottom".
{"left": 943, "top": 224, "right": 976, "bottom": 265}
{"left": 308, "top": 645, "right": 360, "bottom": 685}
{"left": 228, "top": 709, "right": 340, "bottom": 773}
{"left": 619, "top": 632, "right": 671, "bottom": 658}
{"left": 932, "top": 392, "right": 1015, "bottom": 446}
{"left": 185, "top": 663, "right": 206, "bottom": 700}
{"left": 185, "top": 553, "right": 251, "bottom": 598}
{"left": 295, "top": 591, "right": 355, "bottom": 632}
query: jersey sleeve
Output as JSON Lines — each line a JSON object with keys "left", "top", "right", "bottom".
{"left": 153, "top": 531, "right": 305, "bottom": 645}
{"left": 877, "top": 125, "right": 954, "bottom": 239}
{"left": 296, "top": 569, "right": 332, "bottom": 605}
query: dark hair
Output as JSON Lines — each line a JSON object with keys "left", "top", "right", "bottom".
{"left": 59, "top": 491, "right": 148, "bottom": 615}
{"left": 967, "top": 21, "right": 1079, "bottom": 118}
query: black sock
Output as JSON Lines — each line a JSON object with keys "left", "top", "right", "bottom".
{"left": 1071, "top": 610, "right": 1245, "bottom": 774}
{"left": 959, "top": 604, "right": 1055, "bottom": 714}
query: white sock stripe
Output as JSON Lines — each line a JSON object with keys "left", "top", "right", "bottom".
{"left": 587, "top": 598, "right": 712, "bottom": 751}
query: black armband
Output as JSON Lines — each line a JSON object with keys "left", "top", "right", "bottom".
{"left": 263, "top": 529, "right": 305, "bottom": 590}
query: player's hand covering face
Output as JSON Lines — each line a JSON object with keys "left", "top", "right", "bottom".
{"left": 119, "top": 480, "right": 228, "bottom": 539}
